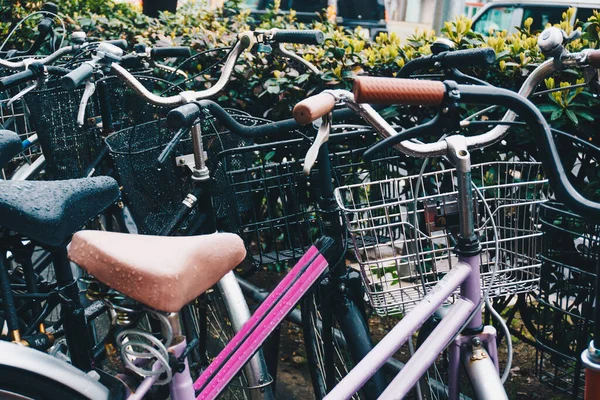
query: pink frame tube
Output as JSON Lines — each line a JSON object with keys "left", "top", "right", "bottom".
{"left": 194, "top": 245, "right": 329, "bottom": 398}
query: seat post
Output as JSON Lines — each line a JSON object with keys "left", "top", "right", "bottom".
{"left": 51, "top": 246, "right": 94, "bottom": 371}
{"left": 51, "top": 246, "right": 76, "bottom": 289}
{"left": 0, "top": 249, "right": 22, "bottom": 342}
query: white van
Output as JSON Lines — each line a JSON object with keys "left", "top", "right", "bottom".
{"left": 471, "top": 0, "right": 600, "bottom": 34}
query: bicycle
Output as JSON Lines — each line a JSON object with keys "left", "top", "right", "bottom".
{"left": 287, "top": 40, "right": 600, "bottom": 400}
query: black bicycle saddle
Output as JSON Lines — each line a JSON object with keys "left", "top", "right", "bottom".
{"left": 0, "top": 130, "right": 22, "bottom": 168}
{"left": 0, "top": 176, "right": 120, "bottom": 247}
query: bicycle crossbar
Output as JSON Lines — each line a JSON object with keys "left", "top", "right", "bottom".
{"left": 194, "top": 245, "right": 330, "bottom": 398}
{"left": 324, "top": 261, "right": 472, "bottom": 399}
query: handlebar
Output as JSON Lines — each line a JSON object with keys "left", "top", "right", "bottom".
{"left": 0, "top": 46, "right": 74, "bottom": 69}
{"left": 398, "top": 47, "right": 496, "bottom": 78}
{"left": 106, "top": 40, "right": 129, "bottom": 51}
{"left": 293, "top": 92, "right": 337, "bottom": 125}
{"left": 150, "top": 46, "right": 192, "bottom": 58}
{"left": 587, "top": 49, "right": 600, "bottom": 68}
{"left": 0, "top": 39, "right": 128, "bottom": 70}
{"left": 110, "top": 34, "right": 252, "bottom": 106}
{"left": 120, "top": 45, "right": 192, "bottom": 69}
{"left": 353, "top": 77, "right": 446, "bottom": 105}
{"left": 0, "top": 63, "right": 68, "bottom": 91}
{"left": 351, "top": 78, "right": 600, "bottom": 220}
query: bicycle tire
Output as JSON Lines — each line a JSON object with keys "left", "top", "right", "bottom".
{"left": 415, "top": 313, "right": 454, "bottom": 400}
{"left": 0, "top": 365, "right": 92, "bottom": 400}
{"left": 301, "top": 284, "right": 381, "bottom": 400}
{"left": 183, "top": 286, "right": 270, "bottom": 400}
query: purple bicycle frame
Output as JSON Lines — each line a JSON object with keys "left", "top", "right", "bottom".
{"left": 323, "top": 254, "right": 499, "bottom": 400}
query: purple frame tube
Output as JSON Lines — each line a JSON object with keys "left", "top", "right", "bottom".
{"left": 378, "top": 297, "right": 476, "bottom": 399}
{"left": 460, "top": 254, "right": 482, "bottom": 329}
{"left": 128, "top": 338, "right": 194, "bottom": 400}
{"left": 323, "top": 261, "right": 472, "bottom": 400}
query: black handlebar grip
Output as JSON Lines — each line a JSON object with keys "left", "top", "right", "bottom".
{"left": 37, "top": 18, "right": 54, "bottom": 35}
{"left": 60, "top": 63, "right": 95, "bottom": 91}
{"left": 271, "top": 30, "right": 325, "bottom": 45}
{"left": 441, "top": 48, "right": 496, "bottom": 68}
{"left": 167, "top": 103, "right": 202, "bottom": 130}
{"left": 0, "top": 69, "right": 36, "bottom": 91}
{"left": 45, "top": 66, "right": 71, "bottom": 76}
{"left": 107, "top": 39, "right": 128, "bottom": 50}
{"left": 150, "top": 47, "right": 192, "bottom": 58}
{"left": 41, "top": 2, "right": 58, "bottom": 13}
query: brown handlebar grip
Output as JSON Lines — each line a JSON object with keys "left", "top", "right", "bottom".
{"left": 293, "top": 92, "right": 336, "bottom": 125}
{"left": 353, "top": 77, "right": 446, "bottom": 106}
{"left": 588, "top": 49, "right": 600, "bottom": 68}
{"left": 585, "top": 368, "right": 600, "bottom": 400}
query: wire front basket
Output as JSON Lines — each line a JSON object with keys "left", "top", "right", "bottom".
{"left": 535, "top": 202, "right": 597, "bottom": 399}
{"left": 214, "top": 127, "right": 407, "bottom": 268}
{"left": 106, "top": 114, "right": 255, "bottom": 235}
{"left": 0, "top": 67, "right": 40, "bottom": 170}
{"left": 335, "top": 161, "right": 549, "bottom": 316}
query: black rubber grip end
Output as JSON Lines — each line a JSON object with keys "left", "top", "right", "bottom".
{"left": 0, "top": 69, "right": 36, "bottom": 91}
{"left": 272, "top": 30, "right": 325, "bottom": 45}
{"left": 443, "top": 48, "right": 496, "bottom": 67}
{"left": 107, "top": 39, "right": 128, "bottom": 50}
{"left": 151, "top": 47, "right": 192, "bottom": 58}
{"left": 167, "top": 103, "right": 201, "bottom": 130}
{"left": 41, "top": 2, "right": 58, "bottom": 13}
{"left": 60, "top": 63, "right": 95, "bottom": 91}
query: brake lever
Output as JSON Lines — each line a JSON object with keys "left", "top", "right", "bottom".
{"left": 7, "top": 83, "right": 38, "bottom": 107}
{"left": 276, "top": 43, "right": 321, "bottom": 75}
{"left": 303, "top": 112, "right": 331, "bottom": 175}
{"left": 7, "top": 65, "right": 48, "bottom": 107}
{"left": 77, "top": 80, "right": 96, "bottom": 127}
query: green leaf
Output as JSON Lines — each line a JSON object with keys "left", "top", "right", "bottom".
{"left": 576, "top": 110, "right": 595, "bottom": 122}
{"left": 266, "top": 85, "right": 280, "bottom": 94}
{"left": 551, "top": 108, "right": 564, "bottom": 121}
{"left": 295, "top": 74, "right": 310, "bottom": 84}
{"left": 264, "top": 150, "right": 276, "bottom": 162}
{"left": 565, "top": 108, "right": 579, "bottom": 125}
{"left": 537, "top": 103, "right": 560, "bottom": 113}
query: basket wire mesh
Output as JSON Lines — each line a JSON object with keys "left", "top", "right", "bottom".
{"left": 108, "top": 114, "right": 408, "bottom": 266}
{"left": 335, "top": 161, "right": 549, "bottom": 316}
{"left": 213, "top": 127, "right": 407, "bottom": 268}
{"left": 535, "top": 202, "right": 597, "bottom": 399}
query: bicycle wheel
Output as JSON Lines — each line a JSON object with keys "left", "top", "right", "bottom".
{"left": 301, "top": 282, "right": 386, "bottom": 400}
{"left": 415, "top": 313, "right": 453, "bottom": 400}
{"left": 0, "top": 366, "right": 91, "bottom": 400}
{"left": 183, "top": 286, "right": 270, "bottom": 400}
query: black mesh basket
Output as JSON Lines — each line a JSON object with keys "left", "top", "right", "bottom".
{"left": 106, "top": 113, "right": 255, "bottom": 235}
{"left": 213, "top": 127, "right": 408, "bottom": 268}
{"left": 535, "top": 201, "right": 597, "bottom": 399}
{"left": 24, "top": 75, "right": 170, "bottom": 179}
